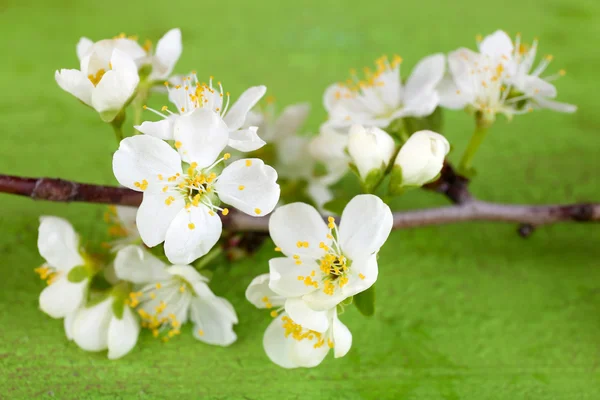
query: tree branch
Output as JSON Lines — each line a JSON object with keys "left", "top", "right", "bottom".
{"left": 1, "top": 174, "right": 598, "bottom": 232}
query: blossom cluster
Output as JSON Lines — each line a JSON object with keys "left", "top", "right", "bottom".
{"left": 35, "top": 28, "right": 575, "bottom": 365}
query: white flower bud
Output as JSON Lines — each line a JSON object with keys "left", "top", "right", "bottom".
{"left": 393, "top": 130, "right": 449, "bottom": 187}
{"left": 347, "top": 125, "right": 395, "bottom": 181}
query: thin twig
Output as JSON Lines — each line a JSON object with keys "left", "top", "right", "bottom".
{"left": 1, "top": 174, "right": 598, "bottom": 232}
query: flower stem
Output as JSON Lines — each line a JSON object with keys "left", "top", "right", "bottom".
{"left": 458, "top": 113, "right": 492, "bottom": 177}
{"left": 110, "top": 110, "right": 126, "bottom": 145}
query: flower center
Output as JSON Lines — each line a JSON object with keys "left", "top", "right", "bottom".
{"left": 281, "top": 315, "right": 334, "bottom": 349}
{"left": 129, "top": 278, "right": 193, "bottom": 342}
{"left": 88, "top": 69, "right": 106, "bottom": 86}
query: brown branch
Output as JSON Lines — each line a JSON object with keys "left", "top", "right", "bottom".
{"left": 1, "top": 174, "right": 599, "bottom": 232}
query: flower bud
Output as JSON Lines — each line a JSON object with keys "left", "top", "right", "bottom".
{"left": 392, "top": 130, "right": 449, "bottom": 188}
{"left": 347, "top": 125, "right": 395, "bottom": 190}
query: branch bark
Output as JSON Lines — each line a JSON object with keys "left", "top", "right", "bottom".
{"left": 1, "top": 174, "right": 598, "bottom": 232}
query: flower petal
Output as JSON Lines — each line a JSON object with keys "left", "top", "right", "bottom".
{"left": 38, "top": 216, "right": 84, "bottom": 271}
{"left": 39, "top": 276, "right": 87, "bottom": 318}
{"left": 533, "top": 97, "right": 577, "bottom": 113}
{"left": 404, "top": 53, "right": 445, "bottom": 103}
{"left": 301, "top": 286, "right": 348, "bottom": 311}
{"left": 164, "top": 205, "right": 222, "bottom": 264}
{"left": 268, "top": 257, "right": 319, "bottom": 298}
{"left": 136, "top": 191, "right": 185, "bottom": 247}
{"left": 273, "top": 103, "right": 311, "bottom": 138}
{"left": 522, "top": 75, "right": 557, "bottom": 98}
{"left": 338, "top": 194, "right": 393, "bottom": 260}
{"left": 64, "top": 312, "right": 76, "bottom": 340}
{"left": 479, "top": 30, "right": 514, "bottom": 59}
{"left": 76, "top": 37, "right": 94, "bottom": 60}
{"left": 263, "top": 314, "right": 299, "bottom": 368}
{"left": 437, "top": 75, "right": 470, "bottom": 109}
{"left": 395, "top": 130, "right": 450, "bottom": 187}
{"left": 114, "top": 245, "right": 171, "bottom": 284}
{"left": 223, "top": 86, "right": 267, "bottom": 131}
{"left": 135, "top": 118, "right": 175, "bottom": 140}
{"left": 112, "top": 135, "right": 183, "bottom": 191}
{"left": 173, "top": 108, "right": 229, "bottom": 167}
{"left": 400, "top": 90, "right": 440, "bottom": 118}
{"left": 341, "top": 254, "right": 378, "bottom": 298}
{"left": 285, "top": 297, "right": 329, "bottom": 333}
{"left": 55, "top": 69, "right": 93, "bottom": 106}
{"left": 268, "top": 202, "right": 330, "bottom": 259}
{"left": 246, "top": 273, "right": 285, "bottom": 309}
{"left": 190, "top": 296, "right": 238, "bottom": 346}
{"left": 289, "top": 330, "right": 330, "bottom": 368}
{"left": 214, "top": 158, "right": 279, "bottom": 216}
{"left": 227, "top": 127, "right": 266, "bottom": 152}
{"left": 107, "top": 306, "right": 140, "bottom": 359}
{"left": 149, "top": 28, "right": 182, "bottom": 81}
{"left": 91, "top": 49, "right": 140, "bottom": 121}
{"left": 72, "top": 298, "right": 113, "bottom": 352}
{"left": 332, "top": 313, "right": 352, "bottom": 358}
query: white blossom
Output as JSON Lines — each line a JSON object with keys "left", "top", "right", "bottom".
{"left": 323, "top": 54, "right": 445, "bottom": 130}
{"left": 394, "top": 130, "right": 449, "bottom": 187}
{"left": 308, "top": 125, "right": 351, "bottom": 187}
{"left": 77, "top": 29, "right": 182, "bottom": 82}
{"left": 65, "top": 297, "right": 140, "bottom": 360}
{"left": 439, "top": 30, "right": 576, "bottom": 120}
{"left": 136, "top": 75, "right": 267, "bottom": 153}
{"left": 347, "top": 125, "right": 395, "bottom": 181}
{"left": 113, "top": 134, "right": 280, "bottom": 264}
{"left": 55, "top": 48, "right": 139, "bottom": 122}
{"left": 114, "top": 245, "right": 238, "bottom": 346}
{"left": 35, "top": 217, "right": 89, "bottom": 319}
{"left": 266, "top": 195, "right": 392, "bottom": 330}
{"left": 246, "top": 275, "right": 352, "bottom": 368}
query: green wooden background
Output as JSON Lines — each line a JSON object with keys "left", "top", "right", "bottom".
{"left": 1, "top": 0, "right": 599, "bottom": 398}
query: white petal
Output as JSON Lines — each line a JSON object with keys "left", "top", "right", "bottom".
{"left": 347, "top": 125, "right": 395, "bottom": 179}
{"left": 404, "top": 53, "right": 445, "bottom": 102}
{"left": 64, "top": 311, "right": 76, "bottom": 340}
{"left": 38, "top": 216, "right": 84, "bottom": 271}
{"left": 113, "top": 245, "right": 171, "bottom": 284}
{"left": 268, "top": 257, "right": 319, "bottom": 298}
{"left": 285, "top": 297, "right": 329, "bottom": 332}
{"left": 522, "top": 76, "right": 557, "bottom": 98}
{"left": 332, "top": 314, "right": 352, "bottom": 358}
{"left": 173, "top": 108, "right": 229, "bottom": 167}
{"left": 169, "top": 265, "right": 209, "bottom": 285}
{"left": 91, "top": 49, "right": 140, "bottom": 121}
{"left": 112, "top": 135, "right": 183, "bottom": 191}
{"left": 263, "top": 314, "right": 300, "bottom": 368}
{"left": 268, "top": 202, "right": 330, "bottom": 259}
{"left": 136, "top": 191, "right": 185, "bottom": 247}
{"left": 149, "top": 28, "right": 182, "bottom": 81}
{"left": 307, "top": 181, "right": 334, "bottom": 212}
{"left": 214, "top": 158, "right": 279, "bottom": 216}
{"left": 394, "top": 130, "right": 450, "bottom": 187}
{"left": 39, "top": 276, "right": 86, "bottom": 318}
{"left": 301, "top": 286, "right": 348, "bottom": 311}
{"left": 190, "top": 296, "right": 238, "bottom": 346}
{"left": 479, "top": 30, "right": 514, "bottom": 58}
{"left": 223, "top": 86, "right": 267, "bottom": 131}
{"left": 227, "top": 127, "right": 266, "bottom": 152}
{"left": 76, "top": 37, "right": 94, "bottom": 60}
{"left": 72, "top": 298, "right": 113, "bottom": 352}
{"left": 246, "top": 273, "right": 285, "bottom": 309}
{"left": 400, "top": 90, "right": 440, "bottom": 118}
{"left": 341, "top": 254, "right": 378, "bottom": 298}
{"left": 164, "top": 205, "right": 222, "bottom": 264}
{"left": 135, "top": 119, "right": 175, "bottom": 140}
{"left": 107, "top": 306, "right": 140, "bottom": 359}
{"left": 447, "top": 48, "right": 479, "bottom": 100}
{"left": 533, "top": 97, "right": 577, "bottom": 113}
{"left": 289, "top": 331, "right": 330, "bottom": 368}
{"left": 273, "top": 103, "right": 311, "bottom": 138}
{"left": 55, "top": 69, "right": 93, "bottom": 106}
{"left": 338, "top": 194, "right": 393, "bottom": 260}
{"left": 437, "top": 75, "right": 470, "bottom": 109}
